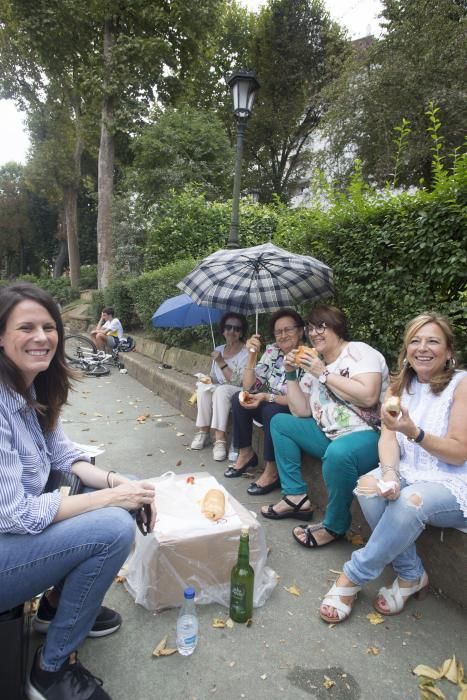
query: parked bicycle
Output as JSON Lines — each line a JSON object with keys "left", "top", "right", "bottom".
{"left": 64, "top": 334, "right": 124, "bottom": 377}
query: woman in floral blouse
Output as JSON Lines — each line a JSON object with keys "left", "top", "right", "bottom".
{"left": 224, "top": 309, "right": 305, "bottom": 497}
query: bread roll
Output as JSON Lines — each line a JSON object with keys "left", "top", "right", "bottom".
{"left": 200, "top": 375, "right": 212, "bottom": 384}
{"left": 239, "top": 390, "right": 255, "bottom": 404}
{"left": 295, "top": 345, "right": 318, "bottom": 370}
{"left": 384, "top": 395, "right": 401, "bottom": 416}
{"left": 201, "top": 489, "right": 225, "bottom": 521}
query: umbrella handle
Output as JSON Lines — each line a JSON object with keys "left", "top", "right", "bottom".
{"left": 208, "top": 308, "right": 216, "bottom": 349}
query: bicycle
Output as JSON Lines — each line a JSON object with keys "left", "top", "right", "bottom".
{"left": 64, "top": 334, "right": 124, "bottom": 377}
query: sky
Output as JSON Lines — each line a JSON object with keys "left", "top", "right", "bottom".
{"left": 0, "top": 0, "right": 383, "bottom": 167}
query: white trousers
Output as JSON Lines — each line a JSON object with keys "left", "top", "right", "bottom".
{"left": 196, "top": 384, "right": 240, "bottom": 432}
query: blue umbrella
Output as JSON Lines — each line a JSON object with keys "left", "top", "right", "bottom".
{"left": 152, "top": 294, "right": 223, "bottom": 346}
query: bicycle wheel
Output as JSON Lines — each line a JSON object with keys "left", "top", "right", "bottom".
{"left": 64, "top": 335, "right": 97, "bottom": 362}
{"left": 84, "top": 364, "right": 110, "bottom": 377}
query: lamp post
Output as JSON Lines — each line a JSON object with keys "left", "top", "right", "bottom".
{"left": 226, "top": 70, "right": 260, "bottom": 249}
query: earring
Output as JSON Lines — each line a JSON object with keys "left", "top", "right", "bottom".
{"left": 402, "top": 358, "right": 408, "bottom": 367}
{"left": 445, "top": 357, "right": 456, "bottom": 369}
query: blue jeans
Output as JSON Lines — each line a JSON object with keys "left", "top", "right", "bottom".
{"left": 0, "top": 507, "right": 135, "bottom": 671}
{"left": 343, "top": 467, "right": 467, "bottom": 586}
{"left": 271, "top": 413, "right": 379, "bottom": 534}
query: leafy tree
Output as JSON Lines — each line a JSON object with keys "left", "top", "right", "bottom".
{"left": 323, "top": 0, "right": 467, "bottom": 187}
{"left": 130, "top": 106, "right": 234, "bottom": 204}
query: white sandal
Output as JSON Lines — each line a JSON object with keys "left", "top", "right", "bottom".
{"left": 374, "top": 571, "right": 429, "bottom": 616}
{"left": 320, "top": 582, "right": 361, "bottom": 624}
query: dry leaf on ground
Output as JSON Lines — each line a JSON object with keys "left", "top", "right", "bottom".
{"left": 367, "top": 646, "right": 380, "bottom": 655}
{"left": 152, "top": 636, "right": 177, "bottom": 657}
{"left": 212, "top": 618, "right": 226, "bottom": 628}
{"left": 346, "top": 533, "right": 364, "bottom": 546}
{"left": 176, "top": 460, "right": 182, "bottom": 466}
{"left": 366, "top": 612, "right": 385, "bottom": 625}
{"left": 114, "top": 575, "right": 126, "bottom": 584}
{"left": 323, "top": 676, "right": 335, "bottom": 689}
{"left": 176, "top": 432, "right": 185, "bottom": 437}
{"left": 284, "top": 584, "right": 301, "bottom": 596}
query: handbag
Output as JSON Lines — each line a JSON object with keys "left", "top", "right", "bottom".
{"left": 44, "top": 470, "right": 84, "bottom": 496}
{"left": 325, "top": 385, "right": 381, "bottom": 432}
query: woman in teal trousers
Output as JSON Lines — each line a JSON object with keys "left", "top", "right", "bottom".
{"left": 261, "top": 305, "right": 389, "bottom": 548}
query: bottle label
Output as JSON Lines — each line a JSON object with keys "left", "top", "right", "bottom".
{"left": 231, "top": 583, "right": 247, "bottom": 611}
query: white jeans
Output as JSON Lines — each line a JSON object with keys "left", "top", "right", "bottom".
{"left": 196, "top": 384, "right": 239, "bottom": 432}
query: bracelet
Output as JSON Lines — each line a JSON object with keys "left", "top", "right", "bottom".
{"left": 220, "top": 364, "right": 228, "bottom": 370}
{"left": 379, "top": 463, "right": 400, "bottom": 477}
{"left": 285, "top": 370, "right": 297, "bottom": 381}
{"left": 106, "top": 470, "right": 117, "bottom": 488}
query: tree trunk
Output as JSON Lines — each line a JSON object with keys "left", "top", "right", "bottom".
{"left": 63, "top": 186, "right": 80, "bottom": 289}
{"left": 97, "top": 17, "right": 115, "bottom": 290}
{"left": 53, "top": 208, "right": 68, "bottom": 279}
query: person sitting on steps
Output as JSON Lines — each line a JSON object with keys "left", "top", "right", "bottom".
{"left": 90, "top": 307, "right": 124, "bottom": 352}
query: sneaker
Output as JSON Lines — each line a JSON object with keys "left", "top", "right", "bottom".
{"left": 190, "top": 431, "right": 210, "bottom": 450}
{"left": 33, "top": 594, "right": 122, "bottom": 638}
{"left": 212, "top": 440, "right": 227, "bottom": 461}
{"left": 27, "top": 647, "right": 111, "bottom": 699}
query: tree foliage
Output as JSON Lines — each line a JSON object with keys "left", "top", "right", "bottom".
{"left": 323, "top": 0, "right": 467, "bottom": 187}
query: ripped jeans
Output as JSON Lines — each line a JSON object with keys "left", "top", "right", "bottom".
{"left": 343, "top": 467, "right": 467, "bottom": 587}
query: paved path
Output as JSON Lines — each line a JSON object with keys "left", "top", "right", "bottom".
{"left": 35, "top": 370, "right": 465, "bottom": 700}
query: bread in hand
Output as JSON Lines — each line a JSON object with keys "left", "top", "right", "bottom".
{"left": 384, "top": 395, "right": 401, "bottom": 416}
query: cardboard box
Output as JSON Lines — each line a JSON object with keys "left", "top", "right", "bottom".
{"left": 124, "top": 472, "right": 276, "bottom": 611}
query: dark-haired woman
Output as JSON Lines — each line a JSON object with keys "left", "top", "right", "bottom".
{"left": 225, "top": 309, "right": 306, "bottom": 497}
{"left": 190, "top": 312, "right": 249, "bottom": 462}
{"left": 320, "top": 313, "right": 467, "bottom": 623}
{"left": 262, "top": 305, "right": 388, "bottom": 542}
{"left": 0, "top": 283, "right": 156, "bottom": 700}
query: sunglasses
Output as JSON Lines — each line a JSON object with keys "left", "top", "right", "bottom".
{"left": 136, "top": 503, "right": 152, "bottom": 536}
{"left": 224, "top": 324, "right": 242, "bottom": 332}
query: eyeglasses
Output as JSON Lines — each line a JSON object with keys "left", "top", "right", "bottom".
{"left": 307, "top": 322, "right": 327, "bottom": 335}
{"left": 224, "top": 324, "right": 242, "bottom": 332}
{"left": 274, "top": 325, "right": 300, "bottom": 339}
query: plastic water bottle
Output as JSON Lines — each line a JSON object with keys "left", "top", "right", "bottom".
{"left": 228, "top": 441, "right": 238, "bottom": 464}
{"left": 176, "top": 587, "right": 198, "bottom": 656}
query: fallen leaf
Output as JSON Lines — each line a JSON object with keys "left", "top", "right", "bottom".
{"left": 284, "top": 584, "right": 301, "bottom": 596}
{"left": 413, "top": 665, "right": 443, "bottom": 681}
{"left": 176, "top": 460, "right": 182, "bottom": 466}
{"left": 458, "top": 689, "right": 467, "bottom": 700}
{"left": 226, "top": 618, "right": 234, "bottom": 629}
{"left": 176, "top": 432, "right": 185, "bottom": 437}
{"left": 412, "top": 611, "right": 423, "bottom": 620}
{"left": 366, "top": 612, "right": 385, "bottom": 625}
{"left": 160, "top": 448, "right": 166, "bottom": 453}
{"left": 323, "top": 676, "right": 335, "bottom": 689}
{"left": 186, "top": 476, "right": 195, "bottom": 484}
{"left": 146, "top": 453, "right": 153, "bottom": 457}
{"left": 79, "top": 411, "right": 87, "bottom": 415}
{"left": 439, "top": 656, "right": 458, "bottom": 684}
{"left": 136, "top": 415, "right": 148, "bottom": 423}
{"left": 346, "top": 533, "right": 364, "bottom": 545}
{"left": 93, "top": 412, "right": 103, "bottom": 417}
{"left": 114, "top": 575, "right": 126, "bottom": 584}
{"left": 367, "top": 646, "right": 380, "bottom": 655}
{"left": 212, "top": 618, "right": 225, "bottom": 628}
{"left": 117, "top": 410, "right": 124, "bottom": 414}
{"left": 81, "top": 428, "right": 90, "bottom": 432}
{"left": 152, "top": 636, "right": 177, "bottom": 657}
{"left": 260, "top": 674, "right": 267, "bottom": 680}
{"left": 419, "top": 685, "right": 446, "bottom": 699}
{"left": 329, "top": 569, "right": 343, "bottom": 575}
{"left": 229, "top": 661, "right": 235, "bottom": 667}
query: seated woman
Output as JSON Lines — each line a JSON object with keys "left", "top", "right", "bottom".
{"left": 0, "top": 283, "right": 156, "bottom": 700}
{"left": 190, "top": 312, "right": 248, "bottom": 461}
{"left": 224, "top": 309, "right": 305, "bottom": 496}
{"left": 262, "top": 305, "right": 388, "bottom": 539}
{"left": 319, "top": 313, "right": 467, "bottom": 623}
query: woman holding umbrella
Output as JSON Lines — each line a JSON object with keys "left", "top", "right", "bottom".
{"left": 224, "top": 309, "right": 306, "bottom": 497}
{"left": 190, "top": 312, "right": 249, "bottom": 462}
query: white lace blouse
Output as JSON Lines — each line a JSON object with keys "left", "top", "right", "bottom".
{"left": 397, "top": 370, "right": 467, "bottom": 519}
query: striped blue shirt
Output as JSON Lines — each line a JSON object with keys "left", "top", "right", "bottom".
{"left": 0, "top": 383, "right": 90, "bottom": 535}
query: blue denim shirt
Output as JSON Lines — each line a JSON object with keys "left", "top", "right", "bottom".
{"left": 0, "top": 383, "right": 90, "bottom": 535}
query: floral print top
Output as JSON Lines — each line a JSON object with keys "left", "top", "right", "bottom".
{"left": 247, "top": 343, "right": 304, "bottom": 396}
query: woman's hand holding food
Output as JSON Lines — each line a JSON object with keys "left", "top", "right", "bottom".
{"left": 246, "top": 334, "right": 261, "bottom": 354}
{"left": 239, "top": 390, "right": 265, "bottom": 409}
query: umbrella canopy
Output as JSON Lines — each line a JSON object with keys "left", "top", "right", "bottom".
{"left": 177, "top": 243, "right": 333, "bottom": 318}
{"left": 152, "top": 294, "right": 223, "bottom": 328}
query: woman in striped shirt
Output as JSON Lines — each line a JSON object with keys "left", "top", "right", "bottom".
{"left": 0, "top": 282, "right": 155, "bottom": 700}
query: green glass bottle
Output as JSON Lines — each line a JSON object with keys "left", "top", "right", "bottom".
{"left": 229, "top": 526, "right": 254, "bottom": 623}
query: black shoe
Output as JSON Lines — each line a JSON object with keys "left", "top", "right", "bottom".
{"left": 33, "top": 594, "right": 122, "bottom": 638}
{"left": 247, "top": 479, "right": 281, "bottom": 496}
{"left": 27, "top": 647, "right": 111, "bottom": 699}
{"left": 224, "top": 453, "right": 258, "bottom": 478}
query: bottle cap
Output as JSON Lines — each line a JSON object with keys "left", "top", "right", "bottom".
{"left": 184, "top": 587, "right": 196, "bottom": 599}
{"left": 241, "top": 526, "right": 249, "bottom": 537}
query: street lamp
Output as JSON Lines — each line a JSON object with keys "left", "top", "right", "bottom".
{"left": 226, "top": 70, "right": 260, "bottom": 249}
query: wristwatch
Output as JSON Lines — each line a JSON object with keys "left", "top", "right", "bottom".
{"left": 318, "top": 369, "right": 330, "bottom": 384}
{"left": 407, "top": 427, "right": 425, "bottom": 443}
{"left": 268, "top": 393, "right": 275, "bottom": 403}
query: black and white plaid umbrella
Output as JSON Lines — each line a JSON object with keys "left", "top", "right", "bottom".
{"left": 177, "top": 243, "right": 333, "bottom": 325}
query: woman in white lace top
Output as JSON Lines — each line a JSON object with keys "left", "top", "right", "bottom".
{"left": 319, "top": 313, "right": 467, "bottom": 623}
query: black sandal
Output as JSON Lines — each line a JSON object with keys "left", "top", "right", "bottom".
{"left": 292, "top": 523, "right": 343, "bottom": 548}
{"left": 261, "top": 495, "right": 314, "bottom": 521}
